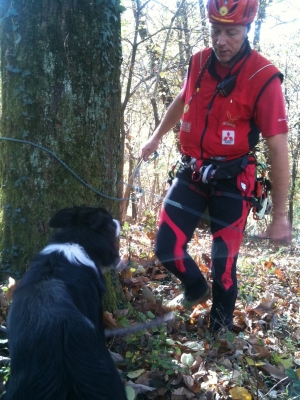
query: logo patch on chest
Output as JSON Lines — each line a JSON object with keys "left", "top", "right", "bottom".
{"left": 222, "top": 130, "right": 235, "bottom": 145}
{"left": 181, "top": 120, "right": 191, "bottom": 133}
{"left": 223, "top": 112, "right": 240, "bottom": 127}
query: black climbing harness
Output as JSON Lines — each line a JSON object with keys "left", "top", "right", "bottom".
{"left": 166, "top": 153, "right": 272, "bottom": 220}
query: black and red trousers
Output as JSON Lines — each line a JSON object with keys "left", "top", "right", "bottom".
{"left": 155, "top": 164, "right": 256, "bottom": 332}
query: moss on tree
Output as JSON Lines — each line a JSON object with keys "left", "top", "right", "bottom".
{"left": 0, "top": 0, "right": 126, "bottom": 309}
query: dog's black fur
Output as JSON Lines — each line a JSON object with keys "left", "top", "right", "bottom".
{"left": 4, "top": 206, "right": 127, "bottom": 400}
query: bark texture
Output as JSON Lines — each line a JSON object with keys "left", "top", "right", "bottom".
{"left": 0, "top": 0, "right": 122, "bottom": 284}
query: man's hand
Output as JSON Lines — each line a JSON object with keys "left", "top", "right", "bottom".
{"left": 139, "top": 94, "right": 184, "bottom": 161}
{"left": 256, "top": 216, "right": 292, "bottom": 246}
{"left": 139, "top": 136, "right": 160, "bottom": 161}
{"left": 257, "top": 134, "right": 292, "bottom": 246}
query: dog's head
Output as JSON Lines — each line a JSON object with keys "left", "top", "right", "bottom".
{"left": 48, "top": 206, "right": 120, "bottom": 268}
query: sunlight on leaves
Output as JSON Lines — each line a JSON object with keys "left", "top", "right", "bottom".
{"left": 127, "top": 369, "right": 145, "bottom": 379}
{"left": 229, "top": 386, "right": 252, "bottom": 400}
{"left": 180, "top": 353, "right": 194, "bottom": 367}
{"left": 125, "top": 385, "right": 135, "bottom": 400}
{"left": 245, "top": 357, "right": 265, "bottom": 366}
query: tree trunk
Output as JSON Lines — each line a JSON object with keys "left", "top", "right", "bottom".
{"left": 0, "top": 0, "right": 125, "bottom": 310}
{"left": 199, "top": 0, "right": 209, "bottom": 48}
{"left": 119, "top": 0, "right": 141, "bottom": 224}
{"left": 253, "top": 0, "right": 272, "bottom": 51}
{"left": 288, "top": 91, "right": 299, "bottom": 228}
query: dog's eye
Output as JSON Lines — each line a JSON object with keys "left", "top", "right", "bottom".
{"left": 113, "top": 219, "right": 121, "bottom": 237}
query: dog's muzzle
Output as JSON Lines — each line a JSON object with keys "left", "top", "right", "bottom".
{"left": 113, "top": 219, "right": 121, "bottom": 237}
{"left": 115, "top": 258, "right": 127, "bottom": 271}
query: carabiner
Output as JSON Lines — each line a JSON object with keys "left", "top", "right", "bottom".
{"left": 145, "top": 150, "right": 159, "bottom": 164}
{"left": 192, "top": 171, "right": 202, "bottom": 182}
{"left": 132, "top": 151, "right": 159, "bottom": 199}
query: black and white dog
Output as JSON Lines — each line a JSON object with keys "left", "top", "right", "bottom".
{"left": 4, "top": 206, "right": 127, "bottom": 400}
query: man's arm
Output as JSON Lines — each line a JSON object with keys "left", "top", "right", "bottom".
{"left": 140, "top": 94, "right": 184, "bottom": 161}
{"left": 258, "top": 133, "right": 292, "bottom": 244}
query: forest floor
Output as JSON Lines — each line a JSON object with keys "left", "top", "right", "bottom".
{"left": 0, "top": 225, "right": 299, "bottom": 399}
{"left": 109, "top": 224, "right": 300, "bottom": 400}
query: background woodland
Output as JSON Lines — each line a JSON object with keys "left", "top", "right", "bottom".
{"left": 0, "top": 1, "right": 299, "bottom": 399}
{"left": 120, "top": 0, "right": 300, "bottom": 240}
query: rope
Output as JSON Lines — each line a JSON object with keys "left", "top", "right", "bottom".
{"left": 0, "top": 136, "right": 142, "bottom": 202}
{"left": 0, "top": 136, "right": 250, "bottom": 232}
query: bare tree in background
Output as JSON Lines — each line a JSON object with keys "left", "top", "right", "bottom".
{"left": 253, "top": 0, "right": 273, "bottom": 51}
{"left": 199, "top": 0, "right": 210, "bottom": 48}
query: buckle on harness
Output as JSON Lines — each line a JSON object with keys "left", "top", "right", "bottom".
{"left": 182, "top": 155, "right": 197, "bottom": 168}
{"left": 167, "top": 159, "right": 181, "bottom": 185}
{"left": 192, "top": 163, "right": 216, "bottom": 184}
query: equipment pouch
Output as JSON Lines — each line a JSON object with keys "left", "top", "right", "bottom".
{"left": 211, "top": 154, "right": 249, "bottom": 181}
{"left": 253, "top": 175, "right": 272, "bottom": 220}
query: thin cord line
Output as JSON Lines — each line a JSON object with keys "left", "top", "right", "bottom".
{"left": 0, "top": 136, "right": 248, "bottom": 232}
{"left": 0, "top": 136, "right": 134, "bottom": 202}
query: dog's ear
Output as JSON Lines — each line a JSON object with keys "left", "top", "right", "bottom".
{"left": 48, "top": 208, "right": 79, "bottom": 228}
{"left": 49, "top": 207, "right": 114, "bottom": 231}
{"left": 88, "top": 208, "right": 114, "bottom": 231}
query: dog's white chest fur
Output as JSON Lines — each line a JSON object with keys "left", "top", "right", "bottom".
{"left": 41, "top": 243, "right": 98, "bottom": 273}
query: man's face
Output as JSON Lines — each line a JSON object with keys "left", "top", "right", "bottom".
{"left": 211, "top": 23, "right": 247, "bottom": 67}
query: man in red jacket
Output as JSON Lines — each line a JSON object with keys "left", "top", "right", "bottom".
{"left": 140, "top": 0, "right": 292, "bottom": 334}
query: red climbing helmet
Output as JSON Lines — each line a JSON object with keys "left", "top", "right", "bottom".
{"left": 207, "top": 0, "right": 258, "bottom": 25}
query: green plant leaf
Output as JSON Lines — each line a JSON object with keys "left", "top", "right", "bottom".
{"left": 180, "top": 353, "right": 194, "bottom": 367}
{"left": 127, "top": 369, "right": 145, "bottom": 379}
{"left": 125, "top": 385, "right": 135, "bottom": 400}
{"left": 273, "top": 353, "right": 293, "bottom": 369}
